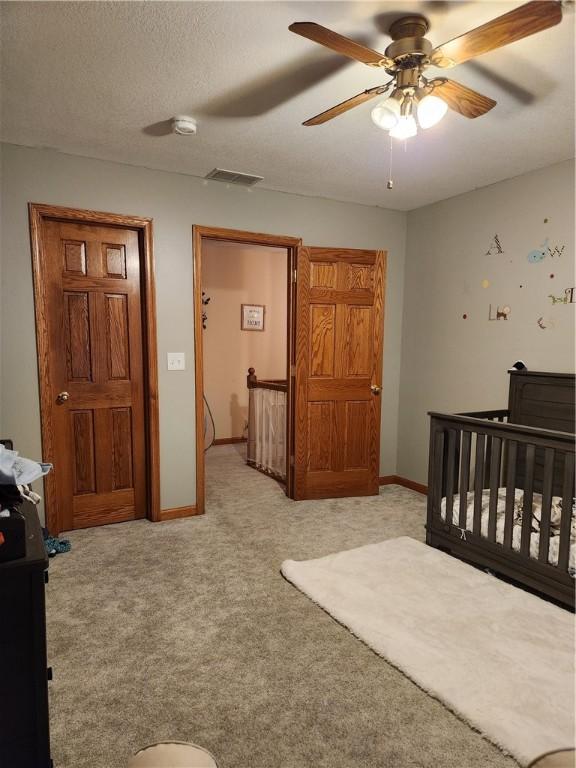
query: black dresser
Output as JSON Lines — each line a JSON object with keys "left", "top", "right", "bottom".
{"left": 0, "top": 504, "right": 52, "bottom": 767}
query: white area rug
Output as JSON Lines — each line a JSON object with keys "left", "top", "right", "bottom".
{"left": 281, "top": 537, "right": 575, "bottom": 766}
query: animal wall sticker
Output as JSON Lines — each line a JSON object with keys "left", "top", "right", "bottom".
{"left": 485, "top": 235, "right": 504, "bottom": 256}
{"left": 527, "top": 240, "right": 565, "bottom": 263}
{"left": 488, "top": 304, "right": 511, "bottom": 321}
{"left": 527, "top": 238, "right": 548, "bottom": 263}
{"left": 548, "top": 288, "right": 576, "bottom": 305}
{"left": 537, "top": 317, "right": 554, "bottom": 330}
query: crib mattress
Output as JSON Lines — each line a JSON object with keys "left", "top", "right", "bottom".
{"left": 440, "top": 488, "right": 576, "bottom": 576}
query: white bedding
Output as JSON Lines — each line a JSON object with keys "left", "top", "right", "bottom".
{"left": 440, "top": 488, "right": 576, "bottom": 575}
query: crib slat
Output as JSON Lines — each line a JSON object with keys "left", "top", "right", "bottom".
{"left": 445, "top": 429, "right": 456, "bottom": 525}
{"left": 538, "top": 448, "right": 555, "bottom": 564}
{"left": 487, "top": 437, "right": 502, "bottom": 542}
{"left": 504, "top": 440, "right": 517, "bottom": 549}
{"left": 459, "top": 431, "right": 471, "bottom": 529}
{"left": 473, "top": 433, "right": 485, "bottom": 536}
{"left": 484, "top": 435, "right": 493, "bottom": 487}
{"left": 558, "top": 453, "right": 575, "bottom": 572}
{"left": 520, "top": 444, "right": 536, "bottom": 557}
{"left": 433, "top": 429, "right": 445, "bottom": 519}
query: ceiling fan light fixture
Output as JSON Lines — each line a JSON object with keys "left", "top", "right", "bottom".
{"left": 370, "top": 97, "right": 401, "bottom": 131}
{"left": 389, "top": 114, "right": 417, "bottom": 140}
{"left": 416, "top": 94, "right": 448, "bottom": 129}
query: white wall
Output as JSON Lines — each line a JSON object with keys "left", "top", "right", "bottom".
{"left": 202, "top": 241, "right": 287, "bottom": 440}
{"left": 397, "top": 160, "right": 576, "bottom": 484}
{"left": 0, "top": 143, "right": 406, "bottom": 513}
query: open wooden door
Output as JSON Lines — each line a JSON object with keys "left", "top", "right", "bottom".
{"left": 293, "top": 246, "right": 386, "bottom": 499}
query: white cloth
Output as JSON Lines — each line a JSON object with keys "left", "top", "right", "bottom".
{"left": 247, "top": 387, "right": 286, "bottom": 480}
{"left": 0, "top": 444, "right": 51, "bottom": 485}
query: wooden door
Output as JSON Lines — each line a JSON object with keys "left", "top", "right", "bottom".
{"left": 40, "top": 220, "right": 147, "bottom": 530}
{"left": 293, "top": 247, "right": 386, "bottom": 499}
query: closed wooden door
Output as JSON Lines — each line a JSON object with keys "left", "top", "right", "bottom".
{"left": 293, "top": 247, "right": 386, "bottom": 499}
{"left": 40, "top": 220, "right": 147, "bottom": 530}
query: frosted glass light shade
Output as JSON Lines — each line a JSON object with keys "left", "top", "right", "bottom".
{"left": 371, "top": 98, "right": 401, "bottom": 131}
{"left": 417, "top": 94, "right": 448, "bottom": 129}
{"left": 389, "top": 115, "right": 417, "bottom": 140}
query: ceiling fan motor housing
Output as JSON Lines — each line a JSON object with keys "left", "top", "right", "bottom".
{"left": 385, "top": 14, "right": 433, "bottom": 73}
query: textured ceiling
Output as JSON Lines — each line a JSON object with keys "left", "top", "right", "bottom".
{"left": 0, "top": 1, "right": 574, "bottom": 211}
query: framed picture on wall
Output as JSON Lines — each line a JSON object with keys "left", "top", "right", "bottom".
{"left": 241, "top": 304, "right": 265, "bottom": 331}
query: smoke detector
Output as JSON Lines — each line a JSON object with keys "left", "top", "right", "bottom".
{"left": 172, "top": 116, "right": 197, "bottom": 135}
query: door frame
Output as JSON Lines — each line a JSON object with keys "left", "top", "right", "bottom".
{"left": 192, "top": 225, "right": 301, "bottom": 515}
{"left": 28, "top": 203, "right": 161, "bottom": 533}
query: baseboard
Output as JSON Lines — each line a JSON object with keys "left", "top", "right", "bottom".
{"left": 379, "top": 475, "right": 428, "bottom": 495}
{"left": 212, "top": 437, "right": 247, "bottom": 445}
{"left": 158, "top": 505, "right": 200, "bottom": 521}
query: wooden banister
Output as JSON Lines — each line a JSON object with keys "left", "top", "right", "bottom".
{"left": 246, "top": 367, "right": 288, "bottom": 393}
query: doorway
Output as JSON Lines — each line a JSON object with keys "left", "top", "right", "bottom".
{"left": 193, "top": 227, "right": 300, "bottom": 514}
{"left": 193, "top": 228, "right": 387, "bottom": 514}
{"left": 29, "top": 203, "right": 160, "bottom": 533}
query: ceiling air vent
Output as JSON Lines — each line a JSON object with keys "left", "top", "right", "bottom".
{"left": 205, "top": 168, "right": 264, "bottom": 187}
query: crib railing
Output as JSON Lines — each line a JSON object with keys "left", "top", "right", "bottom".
{"left": 427, "top": 410, "right": 575, "bottom": 579}
{"left": 246, "top": 367, "right": 287, "bottom": 482}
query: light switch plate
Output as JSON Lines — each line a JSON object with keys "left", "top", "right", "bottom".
{"left": 167, "top": 352, "right": 186, "bottom": 371}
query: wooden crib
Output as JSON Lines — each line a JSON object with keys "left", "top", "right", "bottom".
{"left": 426, "top": 371, "right": 575, "bottom": 608}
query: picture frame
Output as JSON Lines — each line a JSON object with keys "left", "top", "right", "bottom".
{"left": 241, "top": 303, "right": 265, "bottom": 331}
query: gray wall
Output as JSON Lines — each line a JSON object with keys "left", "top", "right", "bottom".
{"left": 397, "top": 160, "right": 575, "bottom": 484}
{"left": 0, "top": 143, "right": 407, "bottom": 514}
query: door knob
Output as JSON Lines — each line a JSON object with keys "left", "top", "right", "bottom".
{"left": 370, "top": 385, "right": 381, "bottom": 395}
{"left": 56, "top": 391, "right": 69, "bottom": 404}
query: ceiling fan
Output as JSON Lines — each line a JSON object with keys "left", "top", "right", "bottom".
{"left": 289, "top": 1, "right": 563, "bottom": 139}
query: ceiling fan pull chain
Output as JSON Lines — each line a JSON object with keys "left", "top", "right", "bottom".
{"left": 387, "top": 134, "right": 394, "bottom": 190}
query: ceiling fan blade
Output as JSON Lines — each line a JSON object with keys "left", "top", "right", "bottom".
{"left": 432, "top": 79, "right": 496, "bottom": 119}
{"left": 290, "top": 22, "right": 391, "bottom": 67}
{"left": 303, "top": 84, "right": 391, "bottom": 126}
{"left": 431, "top": 1, "right": 562, "bottom": 67}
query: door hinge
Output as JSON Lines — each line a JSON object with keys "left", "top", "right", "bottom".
{"left": 292, "top": 268, "right": 297, "bottom": 283}
{"left": 290, "top": 364, "right": 296, "bottom": 376}
{"left": 290, "top": 455, "right": 295, "bottom": 467}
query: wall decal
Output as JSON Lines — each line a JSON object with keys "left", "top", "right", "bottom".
{"left": 527, "top": 238, "right": 548, "bottom": 263}
{"left": 481, "top": 279, "right": 490, "bottom": 288}
{"left": 548, "top": 289, "right": 575, "bottom": 305}
{"left": 485, "top": 235, "right": 504, "bottom": 255}
{"left": 488, "top": 304, "right": 511, "bottom": 321}
{"left": 201, "top": 291, "right": 211, "bottom": 329}
{"left": 537, "top": 317, "right": 554, "bottom": 330}
{"left": 547, "top": 245, "right": 565, "bottom": 258}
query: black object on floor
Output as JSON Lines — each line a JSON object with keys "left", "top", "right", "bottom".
{"left": 0, "top": 502, "right": 52, "bottom": 767}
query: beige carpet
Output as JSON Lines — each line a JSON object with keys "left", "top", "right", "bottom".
{"left": 46, "top": 444, "right": 519, "bottom": 768}
{"left": 282, "top": 537, "right": 575, "bottom": 766}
